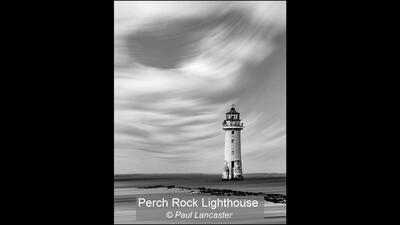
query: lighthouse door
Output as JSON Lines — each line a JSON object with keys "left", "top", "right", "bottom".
{"left": 231, "top": 161, "right": 234, "bottom": 179}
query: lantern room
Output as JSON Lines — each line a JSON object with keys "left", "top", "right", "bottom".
{"left": 226, "top": 105, "right": 240, "bottom": 120}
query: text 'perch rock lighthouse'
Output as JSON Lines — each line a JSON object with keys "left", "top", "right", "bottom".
{"left": 222, "top": 104, "right": 244, "bottom": 181}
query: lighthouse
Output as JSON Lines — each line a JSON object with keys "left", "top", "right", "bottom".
{"left": 222, "top": 104, "right": 244, "bottom": 180}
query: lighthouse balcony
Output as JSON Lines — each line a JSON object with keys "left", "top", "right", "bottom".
{"left": 222, "top": 121, "right": 244, "bottom": 129}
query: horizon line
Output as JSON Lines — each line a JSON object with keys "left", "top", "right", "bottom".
{"left": 114, "top": 172, "right": 286, "bottom": 176}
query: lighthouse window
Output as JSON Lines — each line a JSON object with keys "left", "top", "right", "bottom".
{"left": 231, "top": 139, "right": 234, "bottom": 143}
{"left": 231, "top": 131, "right": 234, "bottom": 134}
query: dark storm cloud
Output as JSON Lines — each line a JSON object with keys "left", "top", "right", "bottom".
{"left": 122, "top": 10, "right": 260, "bottom": 70}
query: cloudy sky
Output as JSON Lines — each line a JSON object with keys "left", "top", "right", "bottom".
{"left": 114, "top": 1, "right": 286, "bottom": 174}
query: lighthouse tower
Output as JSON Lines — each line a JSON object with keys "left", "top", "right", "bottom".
{"left": 222, "top": 104, "right": 244, "bottom": 181}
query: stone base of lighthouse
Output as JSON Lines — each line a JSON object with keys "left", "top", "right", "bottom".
{"left": 222, "top": 160, "right": 243, "bottom": 181}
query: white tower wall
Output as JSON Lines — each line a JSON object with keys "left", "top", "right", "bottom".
{"left": 224, "top": 130, "right": 241, "bottom": 162}
{"left": 224, "top": 129, "right": 242, "bottom": 180}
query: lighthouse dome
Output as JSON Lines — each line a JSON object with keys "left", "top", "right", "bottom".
{"left": 226, "top": 107, "right": 239, "bottom": 114}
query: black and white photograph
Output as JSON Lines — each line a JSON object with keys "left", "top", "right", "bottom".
{"left": 114, "top": 1, "right": 286, "bottom": 224}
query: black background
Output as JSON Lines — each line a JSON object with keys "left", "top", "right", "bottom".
{"left": 3, "top": 0, "right": 393, "bottom": 224}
